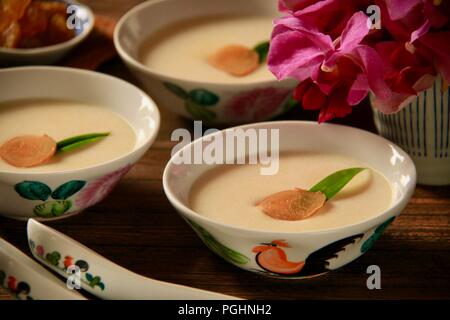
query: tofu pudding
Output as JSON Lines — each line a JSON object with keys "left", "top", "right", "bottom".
{"left": 139, "top": 15, "right": 275, "bottom": 83}
{"left": 189, "top": 152, "right": 393, "bottom": 232}
{"left": 0, "top": 99, "right": 136, "bottom": 173}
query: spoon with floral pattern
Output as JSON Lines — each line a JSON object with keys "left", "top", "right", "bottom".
{"left": 27, "top": 219, "right": 240, "bottom": 300}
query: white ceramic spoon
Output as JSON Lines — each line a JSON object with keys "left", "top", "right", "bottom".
{"left": 27, "top": 219, "right": 240, "bottom": 300}
{"left": 0, "top": 237, "right": 86, "bottom": 300}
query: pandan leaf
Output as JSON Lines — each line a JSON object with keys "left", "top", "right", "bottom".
{"left": 52, "top": 180, "right": 86, "bottom": 200}
{"left": 163, "top": 82, "right": 190, "bottom": 100}
{"left": 309, "top": 168, "right": 366, "bottom": 201}
{"left": 15, "top": 181, "right": 52, "bottom": 201}
{"left": 186, "top": 100, "right": 217, "bottom": 121}
{"left": 253, "top": 41, "right": 270, "bottom": 63}
{"left": 57, "top": 133, "right": 110, "bottom": 153}
{"left": 189, "top": 89, "right": 220, "bottom": 106}
{"left": 33, "top": 200, "right": 72, "bottom": 218}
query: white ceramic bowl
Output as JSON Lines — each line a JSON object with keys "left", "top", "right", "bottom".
{"left": 0, "top": 1, "right": 94, "bottom": 66}
{"left": 163, "top": 121, "right": 416, "bottom": 279}
{"left": 0, "top": 66, "right": 160, "bottom": 220}
{"left": 114, "top": 0, "right": 297, "bottom": 125}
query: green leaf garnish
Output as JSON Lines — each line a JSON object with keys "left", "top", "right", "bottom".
{"left": 253, "top": 41, "right": 270, "bottom": 63}
{"left": 309, "top": 167, "right": 366, "bottom": 201}
{"left": 56, "top": 132, "right": 110, "bottom": 153}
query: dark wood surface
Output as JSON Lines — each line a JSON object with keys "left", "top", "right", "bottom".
{"left": 1, "top": 1, "right": 449, "bottom": 300}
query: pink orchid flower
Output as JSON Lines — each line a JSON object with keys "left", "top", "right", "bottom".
{"left": 371, "top": 41, "right": 437, "bottom": 113}
{"left": 279, "top": 0, "right": 372, "bottom": 38}
{"left": 382, "top": 0, "right": 448, "bottom": 42}
{"left": 377, "top": 0, "right": 450, "bottom": 84}
{"left": 269, "top": 11, "right": 391, "bottom": 122}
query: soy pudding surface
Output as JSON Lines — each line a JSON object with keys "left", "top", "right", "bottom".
{"left": 0, "top": 99, "right": 136, "bottom": 173}
{"left": 139, "top": 15, "right": 275, "bottom": 83}
{"left": 189, "top": 152, "right": 393, "bottom": 232}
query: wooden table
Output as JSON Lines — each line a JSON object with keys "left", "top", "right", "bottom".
{"left": 1, "top": 1, "right": 449, "bottom": 300}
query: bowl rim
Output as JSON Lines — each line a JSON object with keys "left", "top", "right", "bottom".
{"left": 0, "top": 1, "right": 95, "bottom": 56}
{"left": 114, "top": 0, "right": 284, "bottom": 87}
{"left": 163, "top": 120, "right": 417, "bottom": 236}
{"left": 0, "top": 66, "right": 161, "bottom": 177}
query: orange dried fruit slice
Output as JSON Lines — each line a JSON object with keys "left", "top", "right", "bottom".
{"left": 208, "top": 44, "right": 259, "bottom": 77}
{"left": 257, "top": 188, "right": 326, "bottom": 221}
{"left": 0, "top": 135, "right": 56, "bottom": 168}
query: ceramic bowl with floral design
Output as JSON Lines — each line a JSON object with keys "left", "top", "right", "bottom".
{"left": 0, "top": 67, "right": 160, "bottom": 220}
{"left": 114, "top": 0, "right": 298, "bottom": 125}
{"left": 163, "top": 121, "right": 416, "bottom": 279}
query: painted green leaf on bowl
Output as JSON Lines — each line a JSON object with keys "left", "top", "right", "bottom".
{"left": 188, "top": 220, "right": 249, "bottom": 265}
{"left": 15, "top": 181, "right": 52, "bottom": 201}
{"left": 51, "top": 180, "right": 86, "bottom": 200}
{"left": 33, "top": 200, "right": 72, "bottom": 218}
{"left": 309, "top": 167, "right": 366, "bottom": 201}
{"left": 189, "top": 89, "right": 220, "bottom": 106}
{"left": 164, "top": 82, "right": 190, "bottom": 100}
{"left": 186, "top": 100, "right": 217, "bottom": 121}
{"left": 361, "top": 217, "right": 395, "bottom": 253}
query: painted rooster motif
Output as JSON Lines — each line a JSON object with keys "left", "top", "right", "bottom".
{"left": 252, "top": 240, "right": 305, "bottom": 274}
{"left": 253, "top": 234, "right": 364, "bottom": 277}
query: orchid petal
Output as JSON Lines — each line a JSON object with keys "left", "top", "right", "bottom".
{"left": 348, "top": 73, "right": 370, "bottom": 105}
{"left": 339, "top": 12, "right": 371, "bottom": 53}
{"left": 350, "top": 45, "right": 392, "bottom": 101}
{"left": 385, "top": 0, "right": 421, "bottom": 20}
{"left": 420, "top": 31, "right": 450, "bottom": 83}
{"left": 268, "top": 21, "right": 333, "bottom": 80}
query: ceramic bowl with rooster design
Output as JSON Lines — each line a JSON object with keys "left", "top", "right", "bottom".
{"left": 163, "top": 121, "right": 417, "bottom": 278}
{"left": 114, "top": 0, "right": 298, "bottom": 125}
{"left": 0, "top": 67, "right": 160, "bottom": 220}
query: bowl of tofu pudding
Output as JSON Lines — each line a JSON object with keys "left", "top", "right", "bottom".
{"left": 0, "top": 67, "right": 160, "bottom": 220}
{"left": 163, "top": 121, "right": 416, "bottom": 278}
{"left": 114, "top": 0, "right": 297, "bottom": 125}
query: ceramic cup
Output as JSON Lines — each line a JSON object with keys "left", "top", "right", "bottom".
{"left": 114, "top": 0, "right": 297, "bottom": 125}
{"left": 372, "top": 77, "right": 450, "bottom": 186}
{"left": 163, "top": 121, "right": 416, "bottom": 279}
{"left": 0, "top": 1, "right": 94, "bottom": 67}
{"left": 0, "top": 67, "right": 160, "bottom": 220}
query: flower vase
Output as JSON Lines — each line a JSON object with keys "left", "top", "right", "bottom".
{"left": 372, "top": 78, "right": 450, "bottom": 186}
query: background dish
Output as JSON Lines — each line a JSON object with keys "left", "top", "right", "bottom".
{"left": 0, "top": 0, "right": 94, "bottom": 66}
{"left": 114, "top": 0, "right": 298, "bottom": 125}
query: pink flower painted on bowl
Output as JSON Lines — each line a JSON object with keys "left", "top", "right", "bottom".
{"left": 76, "top": 164, "right": 132, "bottom": 208}
{"left": 224, "top": 87, "right": 291, "bottom": 123}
